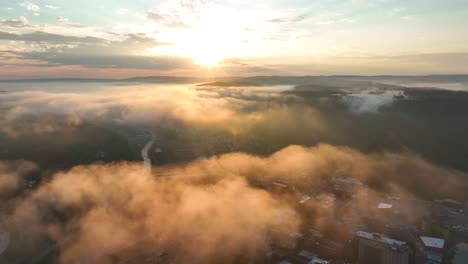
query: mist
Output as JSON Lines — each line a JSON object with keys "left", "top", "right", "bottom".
{"left": 1, "top": 79, "right": 468, "bottom": 263}
{"left": 1, "top": 142, "right": 466, "bottom": 262}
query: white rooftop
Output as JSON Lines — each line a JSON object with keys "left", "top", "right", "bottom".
{"left": 299, "top": 250, "right": 316, "bottom": 260}
{"left": 298, "top": 250, "right": 329, "bottom": 264}
{"left": 332, "top": 177, "right": 363, "bottom": 186}
{"left": 378, "top": 202, "right": 393, "bottom": 209}
{"left": 308, "top": 258, "right": 329, "bottom": 264}
{"left": 273, "top": 182, "right": 288, "bottom": 188}
{"left": 299, "top": 195, "right": 312, "bottom": 204}
{"left": 420, "top": 236, "right": 445, "bottom": 249}
{"left": 356, "top": 231, "right": 406, "bottom": 247}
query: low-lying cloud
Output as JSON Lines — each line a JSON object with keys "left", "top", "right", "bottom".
{"left": 1, "top": 161, "right": 298, "bottom": 263}
{"left": 1, "top": 143, "right": 466, "bottom": 262}
{"left": 342, "top": 92, "right": 396, "bottom": 113}
{"left": 0, "top": 83, "right": 306, "bottom": 137}
{"left": 0, "top": 160, "right": 38, "bottom": 197}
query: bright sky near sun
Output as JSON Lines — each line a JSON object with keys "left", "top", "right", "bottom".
{"left": 0, "top": 0, "right": 467, "bottom": 79}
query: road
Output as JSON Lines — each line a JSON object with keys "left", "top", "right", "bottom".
{"left": 141, "top": 132, "right": 155, "bottom": 175}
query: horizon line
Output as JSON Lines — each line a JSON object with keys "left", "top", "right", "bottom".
{"left": 1, "top": 73, "right": 468, "bottom": 82}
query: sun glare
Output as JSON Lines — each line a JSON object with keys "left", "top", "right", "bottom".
{"left": 189, "top": 37, "right": 235, "bottom": 66}
{"left": 149, "top": 29, "right": 242, "bottom": 67}
{"left": 194, "top": 55, "right": 222, "bottom": 67}
{"left": 149, "top": 6, "right": 246, "bottom": 67}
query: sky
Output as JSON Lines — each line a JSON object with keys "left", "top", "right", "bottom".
{"left": 0, "top": 0, "right": 467, "bottom": 79}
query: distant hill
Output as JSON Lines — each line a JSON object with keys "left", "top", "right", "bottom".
{"left": 197, "top": 80, "right": 262, "bottom": 87}
{"left": 123, "top": 76, "right": 205, "bottom": 83}
{"left": 0, "top": 76, "right": 204, "bottom": 83}
{"left": 0, "top": 78, "right": 115, "bottom": 83}
{"left": 1, "top": 74, "right": 467, "bottom": 87}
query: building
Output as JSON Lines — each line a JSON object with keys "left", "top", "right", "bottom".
{"left": 378, "top": 203, "right": 393, "bottom": 209}
{"left": 277, "top": 250, "right": 329, "bottom": 264}
{"left": 416, "top": 236, "right": 445, "bottom": 264}
{"left": 331, "top": 177, "right": 363, "bottom": 190}
{"left": 356, "top": 231, "right": 412, "bottom": 264}
{"left": 433, "top": 199, "right": 464, "bottom": 216}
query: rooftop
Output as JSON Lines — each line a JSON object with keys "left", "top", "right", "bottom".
{"left": 420, "top": 236, "right": 445, "bottom": 249}
{"left": 378, "top": 202, "right": 393, "bottom": 209}
{"left": 332, "top": 177, "right": 363, "bottom": 186}
{"left": 299, "top": 195, "right": 312, "bottom": 204}
{"left": 356, "top": 231, "right": 406, "bottom": 247}
{"left": 273, "top": 182, "right": 288, "bottom": 188}
{"left": 297, "top": 250, "right": 329, "bottom": 264}
{"left": 299, "top": 250, "right": 316, "bottom": 260}
{"left": 308, "top": 259, "right": 329, "bottom": 264}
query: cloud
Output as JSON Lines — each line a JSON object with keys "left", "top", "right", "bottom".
{"left": 1, "top": 161, "right": 298, "bottom": 263}
{"left": 55, "top": 16, "right": 85, "bottom": 28}
{"left": 267, "top": 13, "right": 309, "bottom": 23}
{"left": 198, "top": 144, "right": 467, "bottom": 199}
{"left": 56, "top": 16, "right": 69, "bottom": 23}
{"left": 145, "top": 0, "right": 219, "bottom": 28}
{"left": 1, "top": 78, "right": 467, "bottom": 262}
{"left": 25, "top": 52, "right": 193, "bottom": 69}
{"left": 0, "top": 84, "right": 265, "bottom": 136}
{"left": 1, "top": 81, "right": 466, "bottom": 199}
{"left": 0, "top": 16, "right": 29, "bottom": 28}
{"left": 1, "top": 142, "right": 466, "bottom": 262}
{"left": 0, "top": 160, "right": 38, "bottom": 198}
{"left": 45, "top": 5, "right": 59, "bottom": 10}
{"left": 0, "top": 31, "right": 105, "bottom": 44}
{"left": 20, "top": 1, "right": 40, "bottom": 16}
{"left": 0, "top": 32, "right": 188, "bottom": 69}
{"left": 147, "top": 10, "right": 188, "bottom": 28}
{"left": 0, "top": 106, "right": 84, "bottom": 138}
{"left": 0, "top": 82, "right": 312, "bottom": 139}
{"left": 342, "top": 91, "right": 396, "bottom": 113}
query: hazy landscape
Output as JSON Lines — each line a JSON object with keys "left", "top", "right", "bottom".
{"left": 1, "top": 75, "right": 468, "bottom": 263}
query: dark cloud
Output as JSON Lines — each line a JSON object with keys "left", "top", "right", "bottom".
{"left": 218, "top": 58, "right": 287, "bottom": 76}
{"left": 0, "top": 31, "right": 105, "bottom": 44}
{"left": 0, "top": 160, "right": 38, "bottom": 198}
{"left": 24, "top": 52, "right": 192, "bottom": 69}
{"left": 0, "top": 32, "right": 192, "bottom": 69}
{"left": 0, "top": 16, "right": 29, "bottom": 28}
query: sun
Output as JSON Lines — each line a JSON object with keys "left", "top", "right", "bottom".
{"left": 175, "top": 28, "right": 243, "bottom": 67}
{"left": 148, "top": 5, "right": 246, "bottom": 67}
{"left": 189, "top": 39, "right": 233, "bottom": 66}
{"left": 150, "top": 30, "right": 240, "bottom": 67}
{"left": 193, "top": 53, "right": 223, "bottom": 67}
